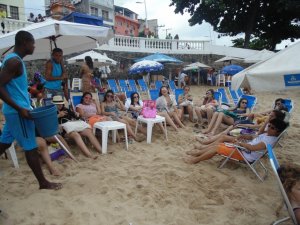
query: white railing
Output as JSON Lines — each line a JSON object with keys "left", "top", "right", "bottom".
{"left": 0, "top": 18, "right": 33, "bottom": 34}
{"left": 109, "top": 35, "right": 210, "bottom": 51}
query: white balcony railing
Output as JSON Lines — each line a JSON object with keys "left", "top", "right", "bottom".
{"left": 0, "top": 18, "right": 33, "bottom": 34}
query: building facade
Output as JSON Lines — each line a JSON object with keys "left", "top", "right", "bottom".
{"left": 138, "top": 18, "right": 158, "bottom": 37}
{"left": 72, "top": 0, "right": 114, "bottom": 28}
{"left": 114, "top": 5, "right": 139, "bottom": 37}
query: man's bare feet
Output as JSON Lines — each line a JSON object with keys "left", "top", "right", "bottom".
{"left": 186, "top": 150, "right": 201, "bottom": 156}
{"left": 193, "top": 143, "right": 205, "bottom": 149}
{"left": 184, "top": 157, "right": 199, "bottom": 164}
{"left": 40, "top": 181, "right": 63, "bottom": 190}
{"left": 202, "top": 128, "right": 210, "bottom": 134}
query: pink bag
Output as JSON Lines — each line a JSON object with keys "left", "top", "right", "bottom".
{"left": 142, "top": 100, "right": 157, "bottom": 118}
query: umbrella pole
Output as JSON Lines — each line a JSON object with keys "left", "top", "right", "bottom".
{"left": 53, "top": 135, "right": 78, "bottom": 162}
{"left": 198, "top": 69, "right": 200, "bottom": 86}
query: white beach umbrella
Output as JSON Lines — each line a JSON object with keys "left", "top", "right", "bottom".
{"left": 67, "top": 50, "right": 117, "bottom": 67}
{"left": 215, "top": 56, "right": 244, "bottom": 63}
{"left": 0, "top": 19, "right": 112, "bottom": 61}
{"left": 183, "top": 62, "right": 210, "bottom": 71}
{"left": 232, "top": 41, "right": 300, "bottom": 92}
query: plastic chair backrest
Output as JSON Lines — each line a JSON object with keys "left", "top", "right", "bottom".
{"left": 267, "top": 144, "right": 280, "bottom": 170}
{"left": 229, "top": 88, "right": 239, "bottom": 105}
{"left": 138, "top": 79, "right": 148, "bottom": 91}
{"left": 149, "top": 89, "right": 159, "bottom": 100}
{"left": 240, "top": 94, "right": 257, "bottom": 111}
{"left": 107, "top": 79, "right": 119, "bottom": 92}
{"left": 72, "top": 95, "right": 82, "bottom": 110}
{"left": 217, "top": 88, "right": 229, "bottom": 104}
{"left": 119, "top": 79, "right": 127, "bottom": 87}
{"left": 43, "top": 98, "right": 53, "bottom": 106}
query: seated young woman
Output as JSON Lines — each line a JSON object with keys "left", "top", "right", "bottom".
{"left": 202, "top": 97, "right": 250, "bottom": 135}
{"left": 156, "top": 86, "right": 185, "bottom": 131}
{"left": 184, "top": 118, "right": 288, "bottom": 164}
{"left": 178, "top": 85, "right": 194, "bottom": 122}
{"left": 101, "top": 90, "right": 145, "bottom": 142}
{"left": 194, "top": 89, "right": 218, "bottom": 126}
{"left": 53, "top": 95, "right": 101, "bottom": 159}
{"left": 76, "top": 92, "right": 111, "bottom": 128}
{"left": 194, "top": 109, "right": 286, "bottom": 147}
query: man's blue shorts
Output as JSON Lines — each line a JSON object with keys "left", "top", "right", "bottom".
{"left": 0, "top": 113, "right": 37, "bottom": 151}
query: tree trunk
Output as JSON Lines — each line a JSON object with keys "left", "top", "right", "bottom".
{"left": 243, "top": 0, "right": 260, "bottom": 48}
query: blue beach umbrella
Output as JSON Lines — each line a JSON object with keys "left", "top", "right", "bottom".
{"left": 221, "top": 64, "right": 244, "bottom": 75}
{"left": 129, "top": 60, "right": 164, "bottom": 75}
{"left": 134, "top": 52, "right": 183, "bottom": 64}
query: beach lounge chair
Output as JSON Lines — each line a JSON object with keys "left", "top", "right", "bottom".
{"left": 168, "top": 80, "right": 177, "bottom": 92}
{"left": 229, "top": 88, "right": 239, "bottom": 105}
{"left": 125, "top": 90, "right": 136, "bottom": 99}
{"left": 137, "top": 79, "right": 149, "bottom": 91}
{"left": 119, "top": 79, "right": 130, "bottom": 92}
{"left": 71, "top": 78, "right": 82, "bottom": 91}
{"left": 149, "top": 89, "right": 159, "bottom": 100}
{"left": 240, "top": 94, "right": 257, "bottom": 112}
{"left": 128, "top": 79, "right": 138, "bottom": 92}
{"left": 216, "top": 74, "right": 226, "bottom": 86}
{"left": 237, "top": 88, "right": 244, "bottom": 98}
{"left": 217, "top": 87, "right": 231, "bottom": 106}
{"left": 213, "top": 91, "right": 222, "bottom": 106}
{"left": 267, "top": 145, "right": 298, "bottom": 225}
{"left": 174, "top": 88, "right": 184, "bottom": 103}
{"left": 107, "top": 79, "right": 119, "bottom": 93}
{"left": 155, "top": 80, "right": 163, "bottom": 90}
{"left": 282, "top": 99, "right": 294, "bottom": 113}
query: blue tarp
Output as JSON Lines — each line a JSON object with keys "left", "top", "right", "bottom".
{"left": 62, "top": 12, "right": 103, "bottom": 26}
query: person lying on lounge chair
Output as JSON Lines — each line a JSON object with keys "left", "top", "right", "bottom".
{"left": 184, "top": 118, "right": 288, "bottom": 164}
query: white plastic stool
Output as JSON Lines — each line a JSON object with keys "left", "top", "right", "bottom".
{"left": 135, "top": 115, "right": 168, "bottom": 144}
{"left": 93, "top": 121, "right": 128, "bottom": 154}
{"left": 71, "top": 78, "right": 82, "bottom": 91}
{"left": 7, "top": 143, "right": 19, "bottom": 168}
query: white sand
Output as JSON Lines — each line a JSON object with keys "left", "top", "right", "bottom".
{"left": 0, "top": 86, "right": 299, "bottom": 225}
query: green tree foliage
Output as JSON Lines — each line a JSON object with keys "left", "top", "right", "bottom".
{"left": 170, "top": 0, "right": 300, "bottom": 50}
{"left": 232, "top": 38, "right": 270, "bottom": 50}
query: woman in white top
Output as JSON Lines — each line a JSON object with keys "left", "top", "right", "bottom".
{"left": 156, "top": 86, "right": 185, "bottom": 131}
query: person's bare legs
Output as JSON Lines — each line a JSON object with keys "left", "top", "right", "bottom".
{"left": 210, "top": 113, "right": 234, "bottom": 135}
{"left": 194, "top": 134, "right": 236, "bottom": 150}
{"left": 45, "top": 135, "right": 72, "bottom": 151}
{"left": 158, "top": 112, "right": 178, "bottom": 131}
{"left": 195, "top": 107, "right": 203, "bottom": 125}
{"left": 122, "top": 116, "right": 147, "bottom": 135}
{"left": 36, "top": 137, "right": 61, "bottom": 176}
{"left": 184, "top": 145, "right": 219, "bottom": 164}
{"left": 179, "top": 106, "right": 184, "bottom": 121}
{"left": 202, "top": 112, "right": 219, "bottom": 134}
{"left": 116, "top": 118, "right": 143, "bottom": 141}
{"left": 197, "top": 125, "right": 234, "bottom": 144}
{"left": 170, "top": 111, "right": 185, "bottom": 128}
{"left": 67, "top": 132, "right": 97, "bottom": 159}
{"left": 206, "top": 108, "right": 214, "bottom": 123}
{"left": 187, "top": 105, "right": 194, "bottom": 122}
{"left": 186, "top": 148, "right": 209, "bottom": 156}
{"left": 79, "top": 128, "right": 102, "bottom": 153}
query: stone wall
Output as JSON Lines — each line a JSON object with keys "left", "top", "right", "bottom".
{"left": 25, "top": 51, "right": 247, "bottom": 82}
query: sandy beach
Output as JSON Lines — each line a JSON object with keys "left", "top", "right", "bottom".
{"left": 0, "top": 85, "right": 299, "bottom": 225}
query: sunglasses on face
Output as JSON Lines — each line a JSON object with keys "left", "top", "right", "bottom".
{"left": 241, "top": 101, "right": 247, "bottom": 104}
{"left": 206, "top": 92, "right": 212, "bottom": 95}
{"left": 133, "top": 96, "right": 139, "bottom": 98}
{"left": 106, "top": 94, "right": 113, "bottom": 98}
{"left": 276, "top": 102, "right": 282, "bottom": 106}
{"left": 84, "top": 96, "right": 92, "bottom": 99}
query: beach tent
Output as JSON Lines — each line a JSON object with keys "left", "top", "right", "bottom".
{"left": 232, "top": 41, "right": 300, "bottom": 92}
{"left": 243, "top": 49, "right": 275, "bottom": 63}
{"left": 183, "top": 62, "right": 211, "bottom": 85}
{"left": 67, "top": 50, "right": 116, "bottom": 67}
{"left": 0, "top": 19, "right": 112, "bottom": 61}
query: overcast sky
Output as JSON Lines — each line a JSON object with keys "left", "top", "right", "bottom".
{"left": 24, "top": 0, "right": 295, "bottom": 49}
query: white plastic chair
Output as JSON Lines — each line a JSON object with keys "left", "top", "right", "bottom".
{"left": 135, "top": 115, "right": 168, "bottom": 144}
{"left": 93, "top": 121, "right": 128, "bottom": 154}
{"left": 71, "top": 78, "right": 82, "bottom": 91}
{"left": 7, "top": 143, "right": 19, "bottom": 168}
{"left": 216, "top": 74, "right": 226, "bottom": 86}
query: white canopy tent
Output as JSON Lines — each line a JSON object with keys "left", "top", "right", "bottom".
{"left": 243, "top": 49, "right": 275, "bottom": 63}
{"left": 183, "top": 62, "right": 211, "bottom": 85}
{"left": 0, "top": 19, "right": 112, "bottom": 61}
{"left": 232, "top": 41, "right": 300, "bottom": 92}
{"left": 67, "top": 50, "right": 117, "bottom": 67}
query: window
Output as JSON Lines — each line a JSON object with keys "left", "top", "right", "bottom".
{"left": 10, "top": 6, "right": 19, "bottom": 20}
{"left": 90, "top": 6, "right": 98, "bottom": 16}
{"left": 0, "top": 4, "right": 7, "bottom": 18}
{"left": 102, "top": 10, "right": 109, "bottom": 20}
